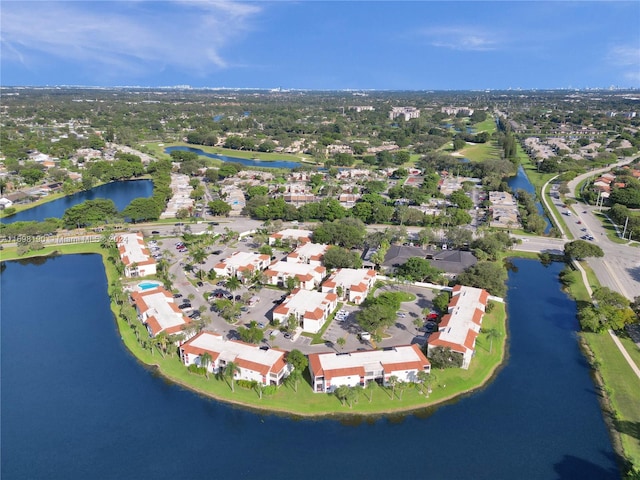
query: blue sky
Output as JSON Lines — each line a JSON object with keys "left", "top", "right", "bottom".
{"left": 2, "top": 1, "right": 639, "bottom": 90}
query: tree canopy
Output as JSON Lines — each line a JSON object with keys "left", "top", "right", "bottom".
{"left": 564, "top": 240, "right": 604, "bottom": 260}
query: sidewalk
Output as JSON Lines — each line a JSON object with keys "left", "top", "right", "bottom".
{"left": 608, "top": 329, "right": 640, "bottom": 381}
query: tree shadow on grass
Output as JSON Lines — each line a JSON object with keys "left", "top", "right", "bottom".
{"left": 615, "top": 420, "right": 640, "bottom": 441}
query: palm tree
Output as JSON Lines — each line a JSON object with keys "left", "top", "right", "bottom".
{"left": 222, "top": 361, "right": 240, "bottom": 392}
{"left": 200, "top": 352, "right": 212, "bottom": 379}
{"left": 100, "top": 232, "right": 115, "bottom": 250}
{"left": 388, "top": 375, "right": 398, "bottom": 400}
{"left": 226, "top": 276, "right": 241, "bottom": 301}
{"left": 336, "top": 337, "right": 346, "bottom": 352}
{"left": 335, "top": 385, "right": 349, "bottom": 406}
{"left": 366, "top": 380, "right": 376, "bottom": 403}
{"left": 250, "top": 271, "right": 267, "bottom": 290}
{"left": 286, "top": 369, "right": 302, "bottom": 393}
{"left": 353, "top": 384, "right": 364, "bottom": 405}
{"left": 153, "top": 332, "right": 168, "bottom": 357}
{"left": 483, "top": 327, "right": 500, "bottom": 354}
{"left": 396, "top": 381, "right": 406, "bottom": 400}
{"left": 417, "top": 370, "right": 430, "bottom": 396}
{"left": 190, "top": 248, "right": 207, "bottom": 265}
{"left": 345, "top": 387, "right": 357, "bottom": 409}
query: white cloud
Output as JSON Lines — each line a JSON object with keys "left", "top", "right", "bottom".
{"left": 418, "top": 26, "right": 500, "bottom": 51}
{"left": 608, "top": 45, "right": 640, "bottom": 67}
{"left": 0, "top": 1, "right": 262, "bottom": 79}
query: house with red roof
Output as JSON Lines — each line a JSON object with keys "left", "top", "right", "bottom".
{"left": 272, "top": 289, "right": 338, "bottom": 333}
{"left": 427, "top": 285, "right": 489, "bottom": 369}
{"left": 180, "top": 332, "right": 291, "bottom": 386}
{"left": 268, "top": 228, "right": 313, "bottom": 246}
{"left": 117, "top": 232, "right": 157, "bottom": 277}
{"left": 213, "top": 251, "right": 271, "bottom": 280}
{"left": 308, "top": 345, "right": 430, "bottom": 393}
{"left": 264, "top": 261, "right": 326, "bottom": 290}
{"left": 287, "top": 242, "right": 329, "bottom": 266}
{"left": 321, "top": 268, "right": 376, "bottom": 304}
{"left": 130, "top": 286, "right": 190, "bottom": 338}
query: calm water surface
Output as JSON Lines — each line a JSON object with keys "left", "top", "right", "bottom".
{"left": 0, "top": 257, "right": 619, "bottom": 479}
{"left": 165, "top": 146, "right": 302, "bottom": 169}
{"left": 507, "top": 165, "right": 553, "bottom": 233}
{"left": 3, "top": 180, "right": 153, "bottom": 224}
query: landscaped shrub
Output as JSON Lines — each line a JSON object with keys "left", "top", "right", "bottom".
{"left": 263, "top": 385, "right": 277, "bottom": 396}
{"left": 237, "top": 379, "right": 258, "bottom": 390}
{"left": 187, "top": 364, "right": 206, "bottom": 376}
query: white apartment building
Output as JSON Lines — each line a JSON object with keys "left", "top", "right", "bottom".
{"left": 272, "top": 289, "right": 338, "bottom": 334}
{"left": 213, "top": 251, "right": 271, "bottom": 280}
{"left": 180, "top": 332, "right": 290, "bottom": 386}
{"left": 264, "top": 261, "right": 326, "bottom": 290}
{"left": 268, "top": 228, "right": 313, "bottom": 246}
{"left": 308, "top": 345, "right": 431, "bottom": 393}
{"left": 130, "top": 286, "right": 190, "bottom": 338}
{"left": 287, "top": 242, "right": 329, "bottom": 266}
{"left": 117, "top": 232, "right": 157, "bottom": 277}
{"left": 427, "top": 285, "right": 489, "bottom": 369}
{"left": 321, "top": 268, "right": 376, "bottom": 305}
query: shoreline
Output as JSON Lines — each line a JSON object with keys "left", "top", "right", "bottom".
{"left": 0, "top": 177, "right": 151, "bottom": 220}
{"left": 1, "top": 245, "right": 509, "bottom": 419}
{"left": 158, "top": 142, "right": 319, "bottom": 165}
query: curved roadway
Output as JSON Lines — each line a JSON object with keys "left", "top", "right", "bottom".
{"left": 551, "top": 156, "right": 640, "bottom": 300}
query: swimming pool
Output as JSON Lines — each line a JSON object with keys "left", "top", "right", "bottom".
{"left": 138, "top": 282, "right": 162, "bottom": 291}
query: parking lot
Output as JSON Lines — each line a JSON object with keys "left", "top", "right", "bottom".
{"left": 149, "top": 232, "right": 439, "bottom": 354}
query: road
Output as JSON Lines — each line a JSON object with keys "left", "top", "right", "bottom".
{"left": 560, "top": 156, "right": 640, "bottom": 300}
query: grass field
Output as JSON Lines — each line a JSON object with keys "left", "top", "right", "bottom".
{"left": 144, "top": 141, "right": 316, "bottom": 165}
{"left": 584, "top": 332, "right": 640, "bottom": 473}
{"left": 125, "top": 300, "right": 508, "bottom": 417}
{"left": 562, "top": 261, "right": 640, "bottom": 474}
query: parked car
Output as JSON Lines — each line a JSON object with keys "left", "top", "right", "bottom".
{"left": 212, "top": 250, "right": 223, "bottom": 255}
{"left": 426, "top": 312, "right": 438, "bottom": 320}
{"left": 283, "top": 332, "right": 292, "bottom": 339}
{"left": 151, "top": 230, "right": 160, "bottom": 235}
{"left": 425, "top": 321, "right": 438, "bottom": 333}
{"left": 196, "top": 281, "right": 204, "bottom": 287}
{"left": 257, "top": 322, "right": 265, "bottom": 329}
{"left": 235, "top": 295, "right": 242, "bottom": 301}
{"left": 173, "top": 293, "right": 183, "bottom": 298}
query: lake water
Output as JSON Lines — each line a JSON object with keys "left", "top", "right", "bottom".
{"left": 0, "top": 256, "right": 619, "bottom": 479}
{"left": 507, "top": 165, "right": 553, "bottom": 233}
{"left": 165, "top": 146, "right": 303, "bottom": 169}
{"left": 3, "top": 180, "right": 153, "bottom": 224}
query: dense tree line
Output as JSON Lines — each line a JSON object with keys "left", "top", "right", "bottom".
{"left": 607, "top": 204, "right": 640, "bottom": 241}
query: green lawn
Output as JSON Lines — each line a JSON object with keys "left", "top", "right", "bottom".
{"left": 583, "top": 332, "right": 640, "bottom": 471}
{"left": 457, "top": 140, "right": 501, "bottom": 162}
{"left": 517, "top": 144, "right": 556, "bottom": 190}
{"left": 473, "top": 118, "right": 498, "bottom": 133}
{"left": 562, "top": 259, "right": 640, "bottom": 473}
{"left": 579, "top": 261, "right": 601, "bottom": 295}
{"left": 128, "top": 300, "right": 508, "bottom": 416}
{"left": 619, "top": 336, "right": 640, "bottom": 372}
{"left": 145, "top": 141, "right": 316, "bottom": 165}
